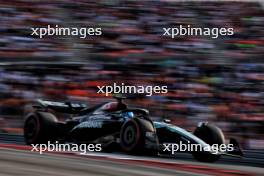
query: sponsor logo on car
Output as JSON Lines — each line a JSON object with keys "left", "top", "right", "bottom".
{"left": 76, "top": 121, "right": 103, "bottom": 128}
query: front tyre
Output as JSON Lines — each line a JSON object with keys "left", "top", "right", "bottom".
{"left": 192, "top": 123, "right": 225, "bottom": 162}
{"left": 120, "top": 119, "right": 145, "bottom": 154}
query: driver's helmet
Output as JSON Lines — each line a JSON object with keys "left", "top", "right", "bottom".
{"left": 124, "top": 111, "right": 134, "bottom": 119}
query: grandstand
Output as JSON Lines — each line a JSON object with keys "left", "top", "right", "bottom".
{"left": 0, "top": 0, "right": 263, "bottom": 149}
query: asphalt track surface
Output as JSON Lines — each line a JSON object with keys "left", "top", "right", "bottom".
{"left": 0, "top": 133, "right": 263, "bottom": 176}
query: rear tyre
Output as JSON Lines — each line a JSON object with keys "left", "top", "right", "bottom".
{"left": 24, "top": 112, "right": 58, "bottom": 144}
{"left": 192, "top": 123, "right": 225, "bottom": 162}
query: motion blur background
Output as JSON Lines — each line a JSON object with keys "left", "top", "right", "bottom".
{"left": 0, "top": 0, "right": 263, "bottom": 150}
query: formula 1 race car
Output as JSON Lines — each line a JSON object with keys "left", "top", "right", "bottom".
{"left": 24, "top": 97, "right": 243, "bottom": 162}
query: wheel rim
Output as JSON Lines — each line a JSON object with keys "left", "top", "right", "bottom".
{"left": 25, "top": 117, "right": 38, "bottom": 139}
{"left": 123, "top": 126, "right": 136, "bottom": 146}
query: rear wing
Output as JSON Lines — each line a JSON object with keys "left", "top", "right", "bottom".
{"left": 34, "top": 99, "right": 87, "bottom": 114}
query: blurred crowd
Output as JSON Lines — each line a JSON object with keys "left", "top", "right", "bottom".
{"left": 0, "top": 0, "right": 264, "bottom": 149}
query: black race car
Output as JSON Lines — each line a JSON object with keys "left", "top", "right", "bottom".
{"left": 24, "top": 97, "right": 243, "bottom": 162}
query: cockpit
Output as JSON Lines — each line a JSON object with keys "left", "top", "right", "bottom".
{"left": 93, "top": 101, "right": 127, "bottom": 114}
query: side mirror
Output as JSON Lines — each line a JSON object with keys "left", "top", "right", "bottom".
{"left": 163, "top": 119, "right": 171, "bottom": 123}
{"left": 65, "top": 102, "right": 72, "bottom": 109}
